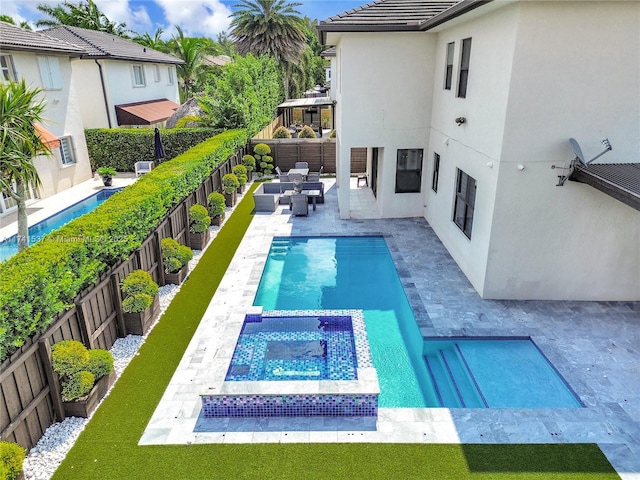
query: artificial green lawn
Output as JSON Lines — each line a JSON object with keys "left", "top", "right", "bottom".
{"left": 53, "top": 182, "right": 619, "bottom": 480}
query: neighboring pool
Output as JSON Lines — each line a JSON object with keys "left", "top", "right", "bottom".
{"left": 0, "top": 188, "right": 122, "bottom": 262}
{"left": 424, "top": 338, "right": 583, "bottom": 408}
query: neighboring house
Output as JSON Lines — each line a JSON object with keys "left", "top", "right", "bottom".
{"left": 43, "top": 26, "right": 183, "bottom": 129}
{"left": 0, "top": 22, "right": 93, "bottom": 209}
{"left": 318, "top": 0, "right": 639, "bottom": 301}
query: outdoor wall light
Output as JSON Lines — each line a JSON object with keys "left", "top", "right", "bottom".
{"left": 455, "top": 117, "right": 466, "bottom": 126}
{"left": 517, "top": 164, "right": 525, "bottom": 171}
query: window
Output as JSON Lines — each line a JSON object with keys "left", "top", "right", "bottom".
{"left": 37, "top": 56, "right": 62, "bottom": 90}
{"left": 59, "top": 137, "right": 76, "bottom": 165}
{"left": 1, "top": 54, "right": 17, "bottom": 82}
{"left": 167, "top": 66, "right": 174, "bottom": 85}
{"left": 132, "top": 64, "right": 146, "bottom": 87}
{"left": 395, "top": 149, "right": 423, "bottom": 193}
{"left": 432, "top": 153, "right": 441, "bottom": 193}
{"left": 444, "top": 42, "right": 454, "bottom": 90}
{"left": 153, "top": 65, "right": 161, "bottom": 82}
{"left": 453, "top": 169, "right": 476, "bottom": 238}
{"left": 457, "top": 38, "right": 472, "bottom": 98}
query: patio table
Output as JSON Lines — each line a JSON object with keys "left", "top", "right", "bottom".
{"left": 287, "top": 168, "right": 309, "bottom": 178}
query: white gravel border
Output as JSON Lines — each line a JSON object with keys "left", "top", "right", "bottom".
{"left": 22, "top": 185, "right": 252, "bottom": 480}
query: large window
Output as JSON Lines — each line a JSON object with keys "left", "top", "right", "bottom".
{"left": 457, "top": 38, "right": 472, "bottom": 98}
{"left": 1, "top": 54, "right": 17, "bottom": 82}
{"left": 167, "top": 66, "right": 174, "bottom": 85}
{"left": 132, "top": 64, "right": 146, "bottom": 87}
{"left": 37, "top": 56, "right": 62, "bottom": 90}
{"left": 444, "top": 42, "right": 454, "bottom": 90}
{"left": 59, "top": 137, "right": 76, "bottom": 165}
{"left": 432, "top": 152, "right": 441, "bottom": 193}
{"left": 453, "top": 169, "right": 476, "bottom": 238}
{"left": 395, "top": 149, "right": 423, "bottom": 193}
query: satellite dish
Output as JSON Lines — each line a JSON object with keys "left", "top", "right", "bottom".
{"left": 569, "top": 138, "right": 585, "bottom": 164}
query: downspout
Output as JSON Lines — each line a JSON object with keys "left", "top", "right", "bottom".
{"left": 94, "top": 59, "right": 112, "bottom": 128}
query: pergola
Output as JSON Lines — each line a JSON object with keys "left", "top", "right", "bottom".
{"left": 276, "top": 97, "right": 336, "bottom": 137}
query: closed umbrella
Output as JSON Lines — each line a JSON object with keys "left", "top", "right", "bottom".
{"left": 154, "top": 127, "right": 166, "bottom": 162}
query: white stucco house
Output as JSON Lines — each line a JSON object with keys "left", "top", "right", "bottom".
{"left": 0, "top": 22, "right": 93, "bottom": 208}
{"left": 43, "top": 26, "right": 183, "bottom": 129}
{"left": 318, "top": 0, "right": 639, "bottom": 301}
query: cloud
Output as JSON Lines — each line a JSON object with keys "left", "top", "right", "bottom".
{"left": 155, "top": 0, "right": 233, "bottom": 37}
{"left": 94, "top": 0, "right": 152, "bottom": 33}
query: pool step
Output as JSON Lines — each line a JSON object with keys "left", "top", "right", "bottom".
{"left": 424, "top": 345, "right": 486, "bottom": 408}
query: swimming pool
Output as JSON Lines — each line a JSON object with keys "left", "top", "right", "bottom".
{"left": 0, "top": 188, "right": 122, "bottom": 262}
{"left": 254, "top": 236, "right": 437, "bottom": 408}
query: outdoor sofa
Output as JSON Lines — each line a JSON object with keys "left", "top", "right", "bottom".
{"left": 253, "top": 181, "right": 325, "bottom": 212}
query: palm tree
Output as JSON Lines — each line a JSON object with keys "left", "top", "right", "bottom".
{"left": 133, "top": 28, "right": 169, "bottom": 53}
{"left": 0, "top": 80, "right": 51, "bottom": 252}
{"left": 36, "top": 0, "right": 130, "bottom": 36}
{"left": 0, "top": 15, "right": 33, "bottom": 30}
{"left": 229, "top": 0, "right": 307, "bottom": 97}
{"left": 169, "top": 26, "right": 206, "bottom": 102}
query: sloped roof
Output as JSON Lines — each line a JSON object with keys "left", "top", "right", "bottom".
{"left": 571, "top": 163, "right": 640, "bottom": 212}
{"left": 43, "top": 26, "right": 183, "bottom": 64}
{"left": 0, "top": 21, "right": 84, "bottom": 55}
{"left": 318, "top": 0, "right": 490, "bottom": 41}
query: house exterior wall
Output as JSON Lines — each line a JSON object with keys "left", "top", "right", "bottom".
{"left": 334, "top": 32, "right": 437, "bottom": 218}
{"left": 72, "top": 60, "right": 110, "bottom": 128}
{"left": 8, "top": 51, "right": 92, "bottom": 199}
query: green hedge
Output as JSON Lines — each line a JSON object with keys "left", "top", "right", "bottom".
{"left": 0, "top": 129, "right": 248, "bottom": 360}
{"left": 85, "top": 128, "right": 221, "bottom": 172}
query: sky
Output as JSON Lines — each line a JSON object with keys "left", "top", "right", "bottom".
{"left": 3, "top": 0, "right": 365, "bottom": 39}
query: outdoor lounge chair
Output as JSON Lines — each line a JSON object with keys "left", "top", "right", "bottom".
{"left": 275, "top": 166, "right": 284, "bottom": 176}
{"left": 288, "top": 173, "right": 304, "bottom": 183}
{"left": 290, "top": 193, "right": 309, "bottom": 216}
{"left": 135, "top": 161, "right": 154, "bottom": 177}
{"left": 306, "top": 172, "right": 320, "bottom": 182}
{"left": 278, "top": 174, "right": 290, "bottom": 182}
{"left": 295, "top": 161, "right": 309, "bottom": 169}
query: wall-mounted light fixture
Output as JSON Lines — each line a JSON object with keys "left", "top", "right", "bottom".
{"left": 517, "top": 164, "right": 525, "bottom": 171}
{"left": 455, "top": 116, "right": 466, "bottom": 126}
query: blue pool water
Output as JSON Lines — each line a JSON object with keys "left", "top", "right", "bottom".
{"left": 226, "top": 315, "right": 358, "bottom": 381}
{"left": 254, "top": 236, "right": 437, "bottom": 407}
{"left": 0, "top": 188, "right": 122, "bottom": 262}
{"left": 424, "top": 338, "right": 582, "bottom": 408}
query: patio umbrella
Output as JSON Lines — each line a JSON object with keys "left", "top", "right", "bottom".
{"left": 154, "top": 127, "right": 166, "bottom": 162}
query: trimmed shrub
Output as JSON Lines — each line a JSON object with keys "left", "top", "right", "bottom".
{"left": 0, "top": 129, "right": 248, "bottom": 360}
{"left": 253, "top": 143, "right": 271, "bottom": 156}
{"left": 0, "top": 441, "right": 26, "bottom": 480}
{"left": 121, "top": 269, "right": 159, "bottom": 314}
{"left": 272, "top": 126, "right": 291, "bottom": 138}
{"left": 86, "top": 349, "right": 114, "bottom": 379}
{"left": 161, "top": 238, "right": 193, "bottom": 274}
{"left": 328, "top": 129, "right": 336, "bottom": 138}
{"left": 62, "top": 371, "right": 95, "bottom": 401}
{"left": 189, "top": 204, "right": 211, "bottom": 234}
{"left": 298, "top": 125, "right": 316, "bottom": 138}
{"left": 242, "top": 154, "right": 255, "bottom": 173}
{"left": 222, "top": 173, "right": 240, "bottom": 194}
{"left": 232, "top": 164, "right": 248, "bottom": 186}
{"left": 52, "top": 340, "right": 89, "bottom": 377}
{"left": 207, "top": 192, "right": 226, "bottom": 217}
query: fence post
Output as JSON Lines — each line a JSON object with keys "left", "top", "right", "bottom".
{"left": 155, "top": 230, "right": 165, "bottom": 286}
{"left": 38, "top": 339, "right": 65, "bottom": 422}
{"left": 76, "top": 301, "right": 94, "bottom": 349}
{"left": 110, "top": 274, "right": 126, "bottom": 338}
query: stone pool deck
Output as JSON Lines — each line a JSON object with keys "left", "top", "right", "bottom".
{"left": 141, "top": 178, "right": 639, "bottom": 480}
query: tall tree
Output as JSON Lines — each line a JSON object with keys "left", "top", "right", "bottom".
{"left": 229, "top": 0, "right": 307, "bottom": 97}
{"left": 168, "top": 26, "right": 206, "bottom": 102}
{"left": 133, "top": 28, "right": 169, "bottom": 53}
{"left": 0, "top": 80, "right": 51, "bottom": 252}
{"left": 0, "top": 15, "right": 33, "bottom": 30}
{"left": 36, "top": 0, "right": 130, "bottom": 36}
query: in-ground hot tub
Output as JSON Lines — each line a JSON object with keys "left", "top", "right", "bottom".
{"left": 200, "top": 308, "right": 379, "bottom": 417}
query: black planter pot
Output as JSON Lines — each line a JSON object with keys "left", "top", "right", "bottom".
{"left": 224, "top": 191, "right": 236, "bottom": 207}
{"left": 102, "top": 177, "right": 113, "bottom": 187}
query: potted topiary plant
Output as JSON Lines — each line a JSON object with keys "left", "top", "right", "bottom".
{"left": 188, "top": 204, "right": 211, "bottom": 250}
{"left": 221, "top": 173, "right": 239, "bottom": 207}
{"left": 298, "top": 125, "right": 317, "bottom": 138}
{"left": 232, "top": 164, "right": 248, "bottom": 194}
{"left": 242, "top": 154, "right": 256, "bottom": 180}
{"left": 161, "top": 238, "right": 193, "bottom": 285}
{"left": 96, "top": 167, "right": 117, "bottom": 187}
{"left": 120, "top": 269, "right": 160, "bottom": 335}
{"left": 51, "top": 339, "right": 115, "bottom": 418}
{"left": 272, "top": 126, "right": 291, "bottom": 139}
{"left": 207, "top": 191, "right": 226, "bottom": 226}
{"left": 253, "top": 143, "right": 273, "bottom": 176}
{"left": 0, "top": 441, "right": 26, "bottom": 480}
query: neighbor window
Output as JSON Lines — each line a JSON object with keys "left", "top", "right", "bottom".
{"left": 37, "top": 56, "right": 62, "bottom": 90}
{"left": 395, "top": 149, "right": 423, "bottom": 193}
{"left": 432, "top": 152, "right": 441, "bottom": 193}
{"left": 457, "top": 38, "right": 472, "bottom": 98}
{"left": 167, "top": 66, "right": 174, "bottom": 85}
{"left": 59, "top": 137, "right": 76, "bottom": 165}
{"left": 453, "top": 169, "right": 476, "bottom": 238}
{"left": 153, "top": 65, "right": 161, "bottom": 82}
{"left": 132, "top": 64, "right": 146, "bottom": 87}
{"left": 1, "top": 54, "right": 17, "bottom": 82}
{"left": 444, "top": 42, "right": 454, "bottom": 90}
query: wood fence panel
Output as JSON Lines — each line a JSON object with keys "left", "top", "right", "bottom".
{"left": 249, "top": 139, "right": 336, "bottom": 174}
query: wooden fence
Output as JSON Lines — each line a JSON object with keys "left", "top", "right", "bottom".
{"left": 250, "top": 138, "right": 337, "bottom": 174}
{"left": 0, "top": 146, "right": 246, "bottom": 450}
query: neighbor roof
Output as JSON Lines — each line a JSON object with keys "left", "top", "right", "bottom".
{"left": 317, "top": 0, "right": 490, "bottom": 42}
{"left": 43, "top": 26, "right": 183, "bottom": 64}
{"left": 571, "top": 163, "right": 640, "bottom": 212}
{"left": 0, "top": 21, "right": 84, "bottom": 55}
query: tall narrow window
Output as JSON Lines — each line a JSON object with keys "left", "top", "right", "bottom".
{"left": 37, "top": 56, "right": 62, "bottom": 90}
{"left": 153, "top": 64, "right": 161, "bottom": 82}
{"left": 59, "top": 137, "right": 76, "bottom": 165}
{"left": 395, "top": 149, "right": 423, "bottom": 193}
{"left": 453, "top": 169, "right": 476, "bottom": 238}
{"left": 167, "top": 66, "right": 174, "bottom": 85}
{"left": 1, "top": 54, "right": 17, "bottom": 82}
{"left": 457, "top": 38, "right": 472, "bottom": 98}
{"left": 444, "top": 42, "right": 454, "bottom": 90}
{"left": 132, "top": 64, "right": 146, "bottom": 87}
{"left": 431, "top": 152, "right": 441, "bottom": 193}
